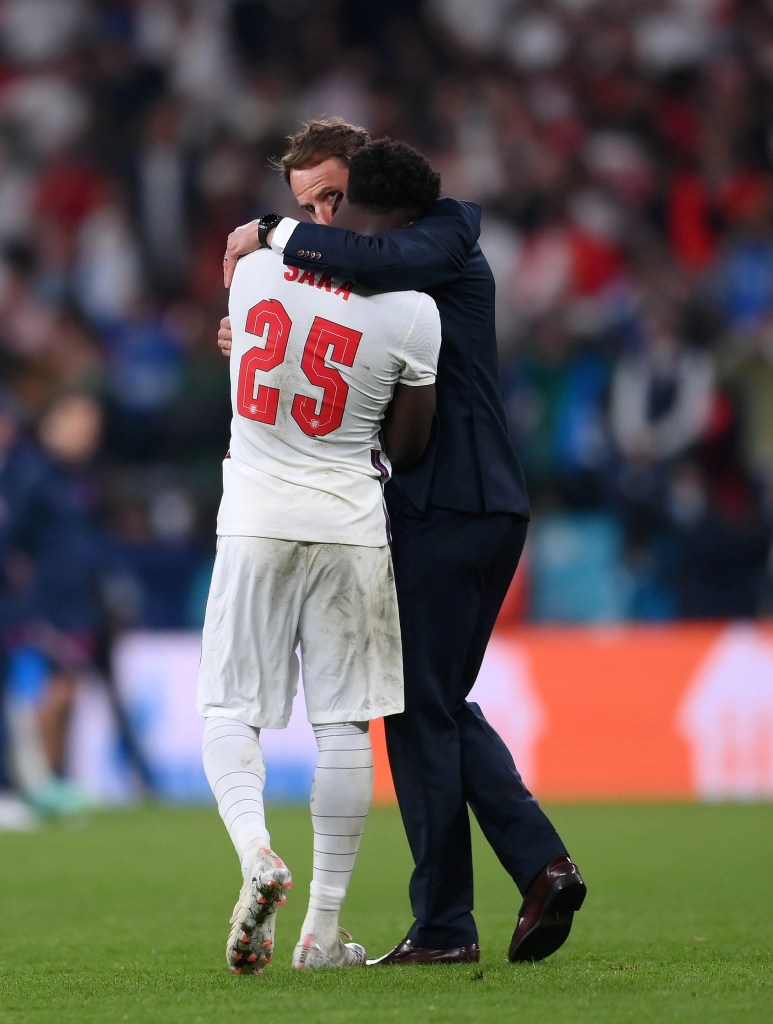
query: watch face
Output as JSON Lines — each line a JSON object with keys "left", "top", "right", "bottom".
{"left": 259, "top": 214, "right": 280, "bottom": 246}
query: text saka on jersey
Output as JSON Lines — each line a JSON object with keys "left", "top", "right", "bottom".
{"left": 284, "top": 265, "right": 353, "bottom": 301}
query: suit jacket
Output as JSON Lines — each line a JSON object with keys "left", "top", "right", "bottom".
{"left": 282, "top": 198, "right": 530, "bottom": 519}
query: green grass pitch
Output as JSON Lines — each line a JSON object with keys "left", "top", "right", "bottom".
{"left": 1, "top": 801, "right": 771, "bottom": 1024}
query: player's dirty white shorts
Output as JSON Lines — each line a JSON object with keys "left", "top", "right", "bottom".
{"left": 197, "top": 535, "right": 404, "bottom": 728}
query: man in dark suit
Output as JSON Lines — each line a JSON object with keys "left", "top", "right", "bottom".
{"left": 222, "top": 122, "right": 587, "bottom": 965}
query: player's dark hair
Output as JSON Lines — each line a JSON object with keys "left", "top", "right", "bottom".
{"left": 271, "top": 118, "right": 371, "bottom": 184}
{"left": 346, "top": 138, "right": 441, "bottom": 221}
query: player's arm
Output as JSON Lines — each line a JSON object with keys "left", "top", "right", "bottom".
{"left": 271, "top": 198, "right": 480, "bottom": 292}
{"left": 382, "top": 382, "right": 436, "bottom": 470}
{"left": 384, "top": 293, "right": 442, "bottom": 468}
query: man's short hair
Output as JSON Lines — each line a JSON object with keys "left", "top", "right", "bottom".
{"left": 346, "top": 138, "right": 441, "bottom": 222}
{"left": 272, "top": 118, "right": 371, "bottom": 184}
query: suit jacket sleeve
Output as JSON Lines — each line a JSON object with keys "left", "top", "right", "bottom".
{"left": 281, "top": 198, "right": 481, "bottom": 292}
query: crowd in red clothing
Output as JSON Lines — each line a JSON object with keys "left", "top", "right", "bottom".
{"left": 0, "top": 0, "right": 771, "bottom": 634}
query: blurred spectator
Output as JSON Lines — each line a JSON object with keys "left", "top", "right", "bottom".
{"left": 125, "top": 96, "right": 196, "bottom": 296}
{"left": 606, "top": 304, "right": 717, "bottom": 617}
{"left": 717, "top": 319, "right": 773, "bottom": 492}
{"left": 711, "top": 173, "right": 773, "bottom": 331}
{"left": 0, "top": 389, "right": 40, "bottom": 829}
{"left": 609, "top": 305, "right": 714, "bottom": 487}
{"left": 2, "top": 393, "right": 105, "bottom": 810}
{"left": 104, "top": 475, "right": 212, "bottom": 631}
{"left": 659, "top": 457, "right": 770, "bottom": 619}
{"left": 100, "top": 288, "right": 186, "bottom": 461}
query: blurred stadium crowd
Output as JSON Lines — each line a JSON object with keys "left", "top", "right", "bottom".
{"left": 1, "top": 0, "right": 773, "bottom": 673}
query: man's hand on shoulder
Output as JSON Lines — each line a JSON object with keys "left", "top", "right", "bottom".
{"left": 223, "top": 220, "right": 261, "bottom": 287}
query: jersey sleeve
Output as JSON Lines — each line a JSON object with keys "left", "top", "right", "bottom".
{"left": 270, "top": 218, "right": 298, "bottom": 253}
{"left": 399, "top": 294, "right": 442, "bottom": 387}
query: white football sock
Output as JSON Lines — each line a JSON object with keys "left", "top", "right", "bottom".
{"left": 299, "top": 722, "right": 373, "bottom": 947}
{"left": 202, "top": 716, "right": 270, "bottom": 877}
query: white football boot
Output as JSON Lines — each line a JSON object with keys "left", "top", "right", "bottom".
{"left": 292, "top": 928, "right": 367, "bottom": 969}
{"left": 226, "top": 847, "right": 292, "bottom": 974}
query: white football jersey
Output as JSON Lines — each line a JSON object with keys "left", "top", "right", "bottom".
{"left": 217, "top": 248, "right": 441, "bottom": 546}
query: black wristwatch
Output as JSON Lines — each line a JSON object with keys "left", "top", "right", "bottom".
{"left": 257, "top": 213, "right": 284, "bottom": 248}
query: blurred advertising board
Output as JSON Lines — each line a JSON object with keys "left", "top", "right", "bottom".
{"left": 68, "top": 622, "right": 773, "bottom": 805}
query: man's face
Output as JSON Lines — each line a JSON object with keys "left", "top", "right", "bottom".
{"left": 289, "top": 157, "right": 349, "bottom": 225}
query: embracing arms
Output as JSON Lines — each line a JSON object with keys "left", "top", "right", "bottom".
{"left": 223, "top": 198, "right": 481, "bottom": 292}
{"left": 385, "top": 382, "right": 436, "bottom": 469}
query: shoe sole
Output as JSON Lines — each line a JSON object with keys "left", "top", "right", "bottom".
{"left": 228, "top": 861, "right": 292, "bottom": 974}
{"left": 368, "top": 948, "right": 481, "bottom": 965}
{"left": 508, "top": 878, "right": 587, "bottom": 962}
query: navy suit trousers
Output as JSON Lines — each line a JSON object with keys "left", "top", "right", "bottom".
{"left": 385, "top": 504, "right": 567, "bottom": 947}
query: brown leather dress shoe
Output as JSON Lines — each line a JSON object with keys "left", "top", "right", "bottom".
{"left": 508, "top": 855, "right": 587, "bottom": 962}
{"left": 367, "top": 938, "right": 481, "bottom": 965}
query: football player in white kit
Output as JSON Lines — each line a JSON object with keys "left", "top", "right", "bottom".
{"left": 197, "top": 144, "right": 443, "bottom": 973}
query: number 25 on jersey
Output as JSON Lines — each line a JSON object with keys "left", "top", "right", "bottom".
{"left": 236, "top": 298, "right": 362, "bottom": 437}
